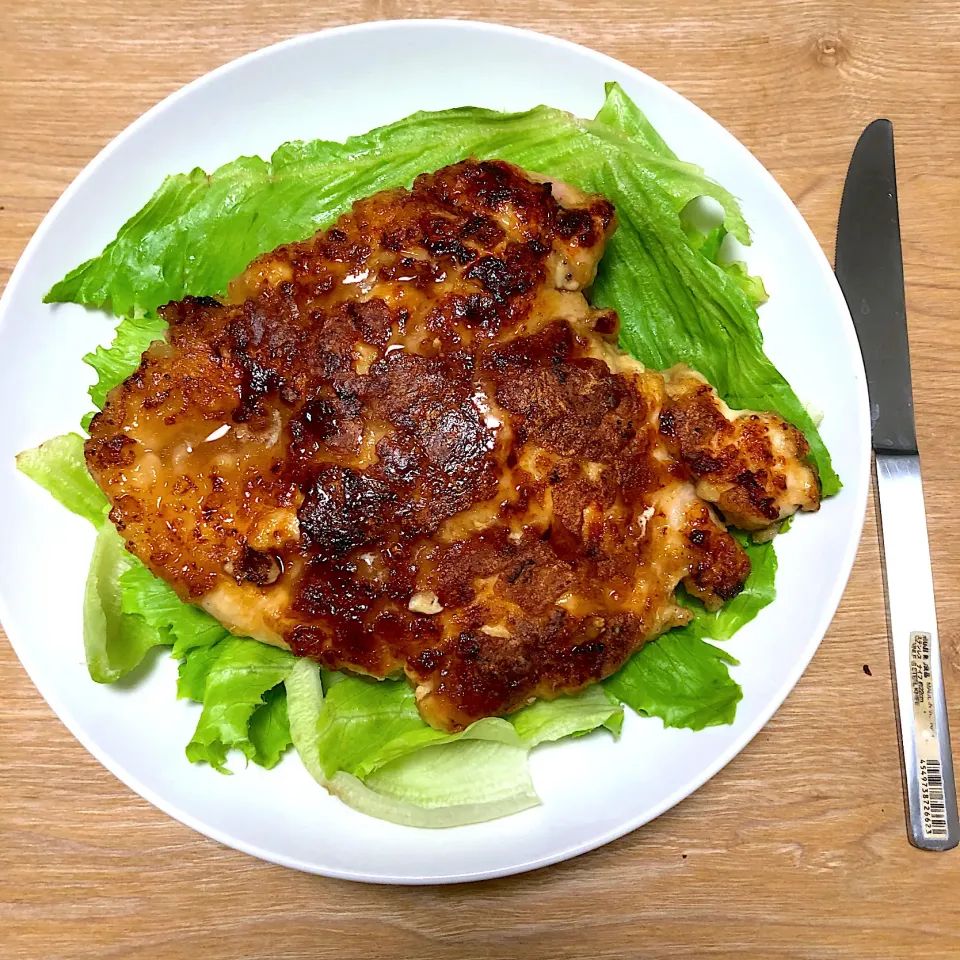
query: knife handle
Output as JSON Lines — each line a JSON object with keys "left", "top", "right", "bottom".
{"left": 875, "top": 453, "right": 959, "bottom": 850}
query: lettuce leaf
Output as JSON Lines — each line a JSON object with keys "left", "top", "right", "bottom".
{"left": 176, "top": 640, "right": 223, "bottom": 702}
{"left": 361, "top": 739, "right": 536, "bottom": 813}
{"left": 83, "top": 521, "right": 170, "bottom": 682}
{"left": 510, "top": 684, "right": 624, "bottom": 746}
{"left": 590, "top": 85, "right": 835, "bottom": 491}
{"left": 287, "top": 664, "right": 620, "bottom": 824}
{"left": 117, "top": 556, "right": 293, "bottom": 770}
{"left": 247, "top": 684, "right": 292, "bottom": 769}
{"left": 602, "top": 532, "right": 772, "bottom": 724}
{"left": 182, "top": 637, "right": 295, "bottom": 772}
{"left": 594, "top": 81, "right": 678, "bottom": 160}
{"left": 16, "top": 433, "right": 108, "bottom": 525}
{"left": 286, "top": 659, "right": 538, "bottom": 827}
{"left": 605, "top": 633, "right": 742, "bottom": 730}
{"left": 312, "top": 673, "right": 517, "bottom": 779}
{"left": 46, "top": 99, "right": 747, "bottom": 312}
{"left": 314, "top": 671, "right": 622, "bottom": 781}
{"left": 14, "top": 434, "right": 171, "bottom": 684}
{"left": 84, "top": 310, "right": 166, "bottom": 410}
{"left": 586, "top": 154, "right": 838, "bottom": 495}
{"left": 722, "top": 257, "right": 769, "bottom": 307}
{"left": 596, "top": 84, "right": 767, "bottom": 310}
{"left": 119, "top": 562, "right": 228, "bottom": 655}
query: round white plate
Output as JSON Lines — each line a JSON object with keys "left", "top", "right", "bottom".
{"left": 0, "top": 20, "right": 870, "bottom": 884}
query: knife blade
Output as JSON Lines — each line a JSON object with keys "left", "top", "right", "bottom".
{"left": 836, "top": 119, "right": 959, "bottom": 850}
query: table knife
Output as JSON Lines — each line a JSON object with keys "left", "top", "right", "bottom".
{"left": 835, "top": 119, "right": 959, "bottom": 850}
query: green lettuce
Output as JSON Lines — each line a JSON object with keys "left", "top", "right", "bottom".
{"left": 602, "top": 532, "right": 774, "bottom": 728}
{"left": 676, "top": 531, "right": 778, "bottom": 643}
{"left": 15, "top": 435, "right": 170, "bottom": 682}
{"left": 312, "top": 673, "right": 516, "bottom": 780}
{"left": 596, "top": 83, "right": 768, "bottom": 310}
{"left": 360, "top": 740, "right": 535, "bottom": 818}
{"left": 510, "top": 684, "right": 624, "bottom": 746}
{"left": 44, "top": 97, "right": 741, "bottom": 318}
{"left": 587, "top": 154, "right": 838, "bottom": 495}
{"left": 117, "top": 563, "right": 293, "bottom": 769}
{"left": 83, "top": 521, "right": 170, "bottom": 683}
{"left": 605, "top": 633, "right": 743, "bottom": 730}
{"left": 594, "top": 81, "right": 679, "bottom": 160}
{"left": 247, "top": 685, "right": 292, "bottom": 770}
{"left": 84, "top": 310, "right": 166, "bottom": 410}
{"left": 313, "top": 671, "right": 622, "bottom": 780}
{"left": 119, "top": 563, "right": 228, "bottom": 655}
{"left": 176, "top": 640, "right": 223, "bottom": 702}
{"left": 181, "top": 637, "right": 296, "bottom": 772}
{"left": 587, "top": 86, "right": 835, "bottom": 491}
{"left": 286, "top": 659, "right": 539, "bottom": 828}
{"left": 16, "top": 433, "right": 108, "bottom": 525}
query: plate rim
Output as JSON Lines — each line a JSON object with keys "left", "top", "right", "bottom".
{"left": 0, "top": 17, "right": 872, "bottom": 884}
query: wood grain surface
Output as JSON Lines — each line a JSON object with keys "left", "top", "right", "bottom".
{"left": 2, "top": 2, "right": 960, "bottom": 957}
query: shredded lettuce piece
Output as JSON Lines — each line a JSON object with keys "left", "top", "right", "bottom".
{"left": 510, "top": 684, "right": 624, "bottom": 746}
{"left": 247, "top": 684, "right": 292, "bottom": 769}
{"left": 119, "top": 563, "right": 228, "bottom": 656}
{"left": 605, "top": 633, "right": 742, "bottom": 730}
{"left": 83, "top": 521, "right": 170, "bottom": 682}
{"left": 84, "top": 310, "right": 166, "bottom": 409}
{"left": 286, "top": 659, "right": 539, "bottom": 827}
{"left": 314, "top": 672, "right": 622, "bottom": 781}
{"left": 16, "top": 433, "right": 108, "bottom": 525}
{"left": 181, "top": 637, "right": 296, "bottom": 772}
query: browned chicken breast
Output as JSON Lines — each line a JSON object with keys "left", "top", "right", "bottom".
{"left": 86, "top": 159, "right": 819, "bottom": 731}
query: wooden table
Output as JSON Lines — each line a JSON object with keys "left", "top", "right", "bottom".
{"left": 3, "top": 2, "right": 959, "bottom": 956}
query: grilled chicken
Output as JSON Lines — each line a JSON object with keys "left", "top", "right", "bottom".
{"left": 86, "top": 159, "right": 820, "bottom": 731}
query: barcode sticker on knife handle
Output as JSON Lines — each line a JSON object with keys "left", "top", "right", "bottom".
{"left": 911, "top": 631, "right": 949, "bottom": 839}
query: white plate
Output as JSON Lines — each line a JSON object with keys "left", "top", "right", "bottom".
{"left": 0, "top": 20, "right": 870, "bottom": 884}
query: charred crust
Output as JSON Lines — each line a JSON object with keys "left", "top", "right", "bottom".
{"left": 90, "top": 434, "right": 137, "bottom": 468}
{"left": 239, "top": 546, "right": 282, "bottom": 586}
{"left": 662, "top": 376, "right": 819, "bottom": 527}
{"left": 683, "top": 521, "right": 750, "bottom": 605}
